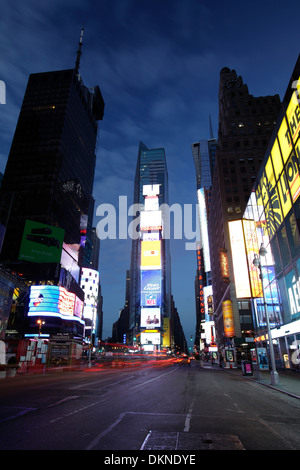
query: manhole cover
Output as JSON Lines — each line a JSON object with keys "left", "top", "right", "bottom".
{"left": 141, "top": 431, "right": 245, "bottom": 450}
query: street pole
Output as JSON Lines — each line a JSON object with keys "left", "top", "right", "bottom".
{"left": 253, "top": 244, "right": 280, "bottom": 385}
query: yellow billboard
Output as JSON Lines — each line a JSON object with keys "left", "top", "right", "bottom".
{"left": 222, "top": 300, "right": 235, "bottom": 338}
{"left": 242, "top": 219, "right": 263, "bottom": 298}
{"left": 286, "top": 91, "right": 300, "bottom": 146}
{"left": 163, "top": 318, "right": 171, "bottom": 348}
{"left": 141, "top": 240, "right": 161, "bottom": 270}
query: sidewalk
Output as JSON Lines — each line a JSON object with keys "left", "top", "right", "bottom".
{"left": 247, "top": 368, "right": 300, "bottom": 399}
{"left": 199, "top": 361, "right": 300, "bottom": 399}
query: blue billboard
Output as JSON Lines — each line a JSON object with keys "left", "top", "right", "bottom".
{"left": 141, "top": 270, "right": 161, "bottom": 307}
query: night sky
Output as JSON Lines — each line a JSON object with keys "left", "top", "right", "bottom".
{"left": 0, "top": 0, "right": 299, "bottom": 341}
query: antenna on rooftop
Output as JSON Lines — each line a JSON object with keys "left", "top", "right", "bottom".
{"left": 209, "top": 114, "right": 214, "bottom": 139}
{"left": 75, "top": 27, "right": 84, "bottom": 74}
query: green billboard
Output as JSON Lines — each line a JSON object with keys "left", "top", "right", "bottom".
{"left": 18, "top": 220, "right": 64, "bottom": 263}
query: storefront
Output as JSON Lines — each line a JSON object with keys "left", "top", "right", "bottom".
{"left": 242, "top": 56, "right": 300, "bottom": 370}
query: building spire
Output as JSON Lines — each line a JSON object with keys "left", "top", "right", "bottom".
{"left": 209, "top": 114, "right": 214, "bottom": 139}
{"left": 75, "top": 27, "right": 84, "bottom": 74}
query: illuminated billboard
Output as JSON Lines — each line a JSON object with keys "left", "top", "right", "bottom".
{"left": 256, "top": 83, "right": 300, "bottom": 240}
{"left": 140, "top": 331, "right": 161, "bottom": 345}
{"left": 141, "top": 240, "right": 161, "bottom": 270}
{"left": 242, "top": 219, "right": 263, "bottom": 298}
{"left": 141, "top": 269, "right": 161, "bottom": 306}
{"left": 19, "top": 220, "right": 64, "bottom": 263}
{"left": 229, "top": 220, "right": 251, "bottom": 298}
{"left": 28, "top": 285, "right": 83, "bottom": 320}
{"left": 140, "top": 211, "right": 162, "bottom": 231}
{"left": 222, "top": 300, "right": 235, "bottom": 337}
{"left": 144, "top": 196, "right": 159, "bottom": 212}
{"left": 163, "top": 318, "right": 171, "bottom": 348}
{"left": 142, "top": 232, "right": 160, "bottom": 241}
{"left": 140, "top": 307, "right": 161, "bottom": 328}
{"left": 197, "top": 188, "right": 210, "bottom": 272}
{"left": 143, "top": 184, "right": 160, "bottom": 197}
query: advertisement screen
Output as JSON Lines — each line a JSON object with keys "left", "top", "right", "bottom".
{"left": 28, "top": 285, "right": 83, "bottom": 320}
{"left": 19, "top": 220, "right": 64, "bottom": 263}
{"left": 141, "top": 240, "right": 161, "bottom": 270}
{"left": 242, "top": 219, "right": 263, "bottom": 298}
{"left": 140, "top": 211, "right": 162, "bottom": 231}
{"left": 140, "top": 307, "right": 161, "bottom": 328}
{"left": 143, "top": 184, "right": 160, "bottom": 197}
{"left": 222, "top": 300, "right": 235, "bottom": 338}
{"left": 229, "top": 220, "right": 251, "bottom": 298}
{"left": 163, "top": 318, "right": 170, "bottom": 348}
{"left": 141, "top": 269, "right": 161, "bottom": 306}
{"left": 144, "top": 196, "right": 159, "bottom": 212}
{"left": 140, "top": 332, "right": 160, "bottom": 345}
{"left": 142, "top": 232, "right": 160, "bottom": 241}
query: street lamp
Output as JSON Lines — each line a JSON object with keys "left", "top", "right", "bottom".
{"left": 37, "top": 319, "right": 45, "bottom": 336}
{"left": 88, "top": 294, "right": 98, "bottom": 367}
{"left": 253, "top": 243, "right": 279, "bottom": 385}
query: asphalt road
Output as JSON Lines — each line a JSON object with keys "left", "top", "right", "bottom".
{"left": 0, "top": 359, "right": 300, "bottom": 452}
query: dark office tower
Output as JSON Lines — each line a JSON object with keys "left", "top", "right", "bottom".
{"left": 0, "top": 31, "right": 104, "bottom": 339}
{"left": 208, "top": 67, "right": 281, "bottom": 356}
{"left": 0, "top": 33, "right": 104, "bottom": 270}
{"left": 129, "top": 142, "right": 172, "bottom": 349}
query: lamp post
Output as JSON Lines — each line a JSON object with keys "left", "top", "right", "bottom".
{"left": 88, "top": 295, "right": 98, "bottom": 367}
{"left": 253, "top": 243, "right": 279, "bottom": 385}
{"left": 37, "top": 319, "right": 45, "bottom": 337}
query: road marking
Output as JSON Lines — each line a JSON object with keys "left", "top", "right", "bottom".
{"left": 184, "top": 398, "right": 195, "bottom": 432}
{"left": 129, "top": 367, "right": 178, "bottom": 390}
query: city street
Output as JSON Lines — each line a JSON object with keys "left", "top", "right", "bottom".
{"left": 0, "top": 359, "right": 300, "bottom": 451}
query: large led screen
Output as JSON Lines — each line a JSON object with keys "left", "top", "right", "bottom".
{"left": 19, "top": 220, "right": 64, "bottom": 263}
{"left": 141, "top": 269, "right": 161, "bottom": 306}
{"left": 141, "top": 240, "right": 161, "bottom": 270}
{"left": 140, "top": 307, "right": 161, "bottom": 328}
{"left": 28, "top": 285, "right": 83, "bottom": 319}
{"left": 140, "top": 332, "right": 161, "bottom": 345}
{"left": 229, "top": 220, "right": 251, "bottom": 298}
{"left": 140, "top": 211, "right": 162, "bottom": 231}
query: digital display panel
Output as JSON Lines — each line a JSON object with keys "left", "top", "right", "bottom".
{"left": 140, "top": 307, "right": 161, "bottom": 328}
{"left": 19, "top": 220, "right": 64, "bottom": 263}
{"left": 28, "top": 285, "right": 83, "bottom": 320}
{"left": 140, "top": 332, "right": 161, "bottom": 345}
{"left": 242, "top": 219, "right": 263, "bottom": 298}
{"left": 141, "top": 269, "right": 161, "bottom": 306}
{"left": 229, "top": 220, "right": 251, "bottom": 298}
{"left": 222, "top": 300, "right": 235, "bottom": 337}
{"left": 143, "top": 184, "right": 160, "bottom": 196}
{"left": 141, "top": 240, "right": 161, "bottom": 270}
{"left": 256, "top": 85, "right": 300, "bottom": 241}
{"left": 140, "top": 211, "right": 162, "bottom": 231}
{"left": 144, "top": 196, "right": 159, "bottom": 211}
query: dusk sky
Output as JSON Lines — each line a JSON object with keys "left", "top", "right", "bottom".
{"left": 0, "top": 0, "right": 300, "bottom": 341}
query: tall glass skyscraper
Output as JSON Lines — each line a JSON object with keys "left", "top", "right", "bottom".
{"left": 129, "top": 142, "right": 172, "bottom": 347}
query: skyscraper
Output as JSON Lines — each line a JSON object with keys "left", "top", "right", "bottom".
{"left": 0, "top": 30, "right": 105, "bottom": 342}
{"left": 192, "top": 138, "right": 217, "bottom": 353}
{"left": 208, "top": 67, "right": 281, "bottom": 360}
{"left": 129, "top": 142, "right": 172, "bottom": 349}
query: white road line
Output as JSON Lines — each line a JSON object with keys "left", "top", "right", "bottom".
{"left": 184, "top": 398, "right": 195, "bottom": 432}
{"left": 129, "top": 367, "right": 178, "bottom": 390}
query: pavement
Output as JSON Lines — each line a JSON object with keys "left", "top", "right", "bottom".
{"left": 201, "top": 361, "right": 300, "bottom": 400}
{"left": 245, "top": 368, "right": 300, "bottom": 399}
